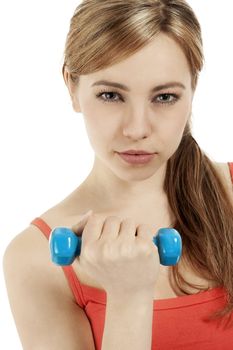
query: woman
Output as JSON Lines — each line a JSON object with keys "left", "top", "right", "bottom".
{"left": 3, "top": 0, "right": 233, "bottom": 349}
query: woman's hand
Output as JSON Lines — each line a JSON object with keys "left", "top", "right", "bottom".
{"left": 71, "top": 212, "right": 160, "bottom": 299}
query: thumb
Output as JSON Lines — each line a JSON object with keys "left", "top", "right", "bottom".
{"left": 71, "top": 210, "right": 93, "bottom": 236}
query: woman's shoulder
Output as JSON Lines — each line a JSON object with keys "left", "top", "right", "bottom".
{"left": 213, "top": 161, "right": 232, "bottom": 180}
{"left": 3, "top": 211, "right": 96, "bottom": 350}
{"left": 212, "top": 161, "right": 233, "bottom": 201}
{"left": 3, "top": 195, "right": 87, "bottom": 303}
{"left": 3, "top": 225, "right": 71, "bottom": 300}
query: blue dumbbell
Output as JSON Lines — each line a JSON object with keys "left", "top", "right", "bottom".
{"left": 49, "top": 227, "right": 182, "bottom": 266}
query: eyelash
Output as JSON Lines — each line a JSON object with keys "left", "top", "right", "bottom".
{"left": 95, "top": 89, "right": 180, "bottom": 106}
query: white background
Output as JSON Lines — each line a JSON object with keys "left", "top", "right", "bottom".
{"left": 0, "top": 1, "right": 232, "bottom": 348}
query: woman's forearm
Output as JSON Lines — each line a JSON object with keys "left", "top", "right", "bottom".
{"left": 101, "top": 293, "right": 154, "bottom": 350}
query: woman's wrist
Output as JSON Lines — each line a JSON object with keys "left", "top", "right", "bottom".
{"left": 101, "top": 293, "right": 154, "bottom": 350}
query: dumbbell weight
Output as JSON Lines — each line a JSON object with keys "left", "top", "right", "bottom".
{"left": 49, "top": 227, "right": 182, "bottom": 266}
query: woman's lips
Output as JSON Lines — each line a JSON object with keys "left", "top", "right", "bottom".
{"left": 117, "top": 152, "right": 157, "bottom": 165}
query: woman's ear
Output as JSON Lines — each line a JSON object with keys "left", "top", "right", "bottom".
{"left": 63, "top": 67, "right": 82, "bottom": 113}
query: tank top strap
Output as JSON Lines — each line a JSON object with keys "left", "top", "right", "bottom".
{"left": 228, "top": 162, "right": 233, "bottom": 184}
{"left": 30, "top": 217, "right": 86, "bottom": 308}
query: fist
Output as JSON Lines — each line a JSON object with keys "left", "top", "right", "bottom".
{"left": 80, "top": 214, "right": 161, "bottom": 296}
{"left": 50, "top": 212, "right": 182, "bottom": 297}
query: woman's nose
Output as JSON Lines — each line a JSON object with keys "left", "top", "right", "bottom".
{"left": 122, "top": 107, "right": 153, "bottom": 140}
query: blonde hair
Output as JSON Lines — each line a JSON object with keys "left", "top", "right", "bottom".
{"left": 62, "top": 0, "right": 233, "bottom": 325}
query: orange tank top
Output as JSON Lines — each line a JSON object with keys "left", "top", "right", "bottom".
{"left": 30, "top": 162, "right": 233, "bottom": 350}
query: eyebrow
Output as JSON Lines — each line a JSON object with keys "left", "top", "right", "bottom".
{"left": 91, "top": 80, "right": 186, "bottom": 92}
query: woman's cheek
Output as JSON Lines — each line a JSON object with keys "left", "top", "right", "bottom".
{"left": 158, "top": 105, "right": 190, "bottom": 150}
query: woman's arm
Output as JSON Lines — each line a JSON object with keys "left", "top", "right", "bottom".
{"left": 3, "top": 227, "right": 96, "bottom": 350}
{"left": 102, "top": 293, "right": 154, "bottom": 350}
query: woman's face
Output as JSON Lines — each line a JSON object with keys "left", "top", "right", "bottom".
{"left": 67, "top": 33, "right": 194, "bottom": 182}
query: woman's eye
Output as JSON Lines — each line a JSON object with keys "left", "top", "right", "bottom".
{"left": 96, "top": 91, "right": 122, "bottom": 103}
{"left": 95, "top": 91, "right": 179, "bottom": 105}
{"left": 157, "top": 94, "right": 177, "bottom": 103}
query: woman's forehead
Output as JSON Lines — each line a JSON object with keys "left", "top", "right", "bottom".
{"left": 80, "top": 34, "right": 191, "bottom": 89}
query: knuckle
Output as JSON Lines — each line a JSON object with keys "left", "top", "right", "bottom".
{"left": 120, "top": 242, "right": 133, "bottom": 256}
{"left": 140, "top": 243, "right": 152, "bottom": 256}
{"left": 121, "top": 218, "right": 136, "bottom": 231}
{"left": 138, "top": 223, "right": 153, "bottom": 236}
{"left": 138, "top": 223, "right": 149, "bottom": 230}
{"left": 102, "top": 242, "right": 116, "bottom": 259}
{"left": 83, "top": 242, "right": 101, "bottom": 262}
{"left": 89, "top": 213, "right": 102, "bottom": 224}
{"left": 137, "top": 236, "right": 152, "bottom": 253}
{"left": 91, "top": 213, "right": 100, "bottom": 220}
{"left": 123, "top": 217, "right": 135, "bottom": 225}
{"left": 106, "top": 215, "right": 121, "bottom": 223}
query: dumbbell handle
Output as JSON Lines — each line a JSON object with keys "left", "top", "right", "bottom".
{"left": 49, "top": 227, "right": 182, "bottom": 267}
